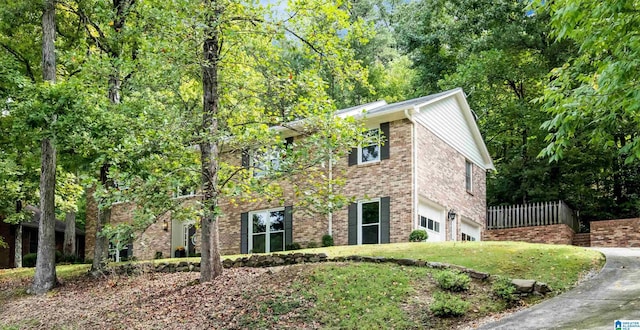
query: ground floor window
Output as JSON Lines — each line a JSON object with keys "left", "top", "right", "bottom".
{"left": 249, "top": 208, "right": 285, "bottom": 253}
{"left": 461, "top": 233, "right": 477, "bottom": 241}
{"left": 420, "top": 215, "right": 440, "bottom": 233}
{"left": 359, "top": 200, "right": 380, "bottom": 244}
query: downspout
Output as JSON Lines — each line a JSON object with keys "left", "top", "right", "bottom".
{"left": 405, "top": 108, "right": 419, "bottom": 231}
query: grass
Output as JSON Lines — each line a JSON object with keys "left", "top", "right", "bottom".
{"left": 297, "top": 241, "right": 605, "bottom": 292}
{"left": 1, "top": 241, "right": 604, "bottom": 293}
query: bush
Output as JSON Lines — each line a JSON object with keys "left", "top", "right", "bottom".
{"left": 60, "top": 254, "right": 81, "bottom": 264}
{"left": 55, "top": 250, "right": 63, "bottom": 263}
{"left": 434, "top": 270, "right": 471, "bottom": 292}
{"left": 23, "top": 253, "right": 37, "bottom": 267}
{"left": 409, "top": 229, "right": 428, "bottom": 242}
{"left": 154, "top": 251, "right": 163, "bottom": 259}
{"left": 321, "top": 234, "right": 334, "bottom": 247}
{"left": 285, "top": 242, "right": 301, "bottom": 251}
{"left": 306, "top": 241, "right": 318, "bottom": 248}
{"left": 188, "top": 252, "right": 201, "bottom": 258}
{"left": 430, "top": 291, "right": 470, "bottom": 317}
{"left": 492, "top": 276, "right": 518, "bottom": 304}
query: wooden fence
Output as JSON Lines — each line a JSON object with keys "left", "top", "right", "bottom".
{"left": 487, "top": 200, "right": 578, "bottom": 232}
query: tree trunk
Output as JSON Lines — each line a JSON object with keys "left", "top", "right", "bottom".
{"left": 200, "top": 0, "right": 223, "bottom": 282}
{"left": 92, "top": 164, "right": 112, "bottom": 273}
{"left": 14, "top": 223, "right": 22, "bottom": 268}
{"left": 32, "top": 139, "right": 57, "bottom": 294}
{"left": 31, "top": 0, "right": 57, "bottom": 295}
{"left": 63, "top": 212, "right": 76, "bottom": 256}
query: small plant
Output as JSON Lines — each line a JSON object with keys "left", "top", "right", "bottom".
{"left": 430, "top": 291, "right": 470, "bottom": 317}
{"left": 321, "top": 234, "right": 334, "bottom": 247}
{"left": 306, "top": 241, "right": 318, "bottom": 248}
{"left": 492, "top": 276, "right": 518, "bottom": 304}
{"left": 23, "top": 253, "right": 37, "bottom": 267}
{"left": 409, "top": 229, "right": 428, "bottom": 242}
{"left": 154, "top": 251, "right": 163, "bottom": 259}
{"left": 434, "top": 270, "right": 471, "bottom": 292}
{"left": 285, "top": 242, "right": 301, "bottom": 251}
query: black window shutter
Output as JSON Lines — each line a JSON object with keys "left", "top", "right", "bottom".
{"left": 348, "top": 203, "right": 357, "bottom": 245}
{"left": 241, "top": 149, "right": 250, "bottom": 168}
{"left": 380, "top": 122, "right": 390, "bottom": 160}
{"left": 284, "top": 206, "right": 293, "bottom": 246}
{"left": 348, "top": 148, "right": 358, "bottom": 166}
{"left": 240, "top": 212, "right": 248, "bottom": 254}
{"left": 380, "top": 197, "right": 390, "bottom": 243}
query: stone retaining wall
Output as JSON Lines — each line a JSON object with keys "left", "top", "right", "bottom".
{"left": 483, "top": 224, "right": 574, "bottom": 245}
{"left": 590, "top": 218, "right": 640, "bottom": 247}
{"left": 104, "top": 253, "right": 551, "bottom": 296}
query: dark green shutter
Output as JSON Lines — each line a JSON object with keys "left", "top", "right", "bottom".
{"left": 241, "top": 149, "right": 250, "bottom": 168}
{"left": 240, "top": 212, "right": 248, "bottom": 254}
{"left": 348, "top": 148, "right": 358, "bottom": 166}
{"left": 348, "top": 203, "right": 357, "bottom": 245}
{"left": 380, "top": 197, "right": 390, "bottom": 243}
{"left": 284, "top": 206, "right": 293, "bottom": 245}
{"left": 380, "top": 122, "right": 390, "bottom": 160}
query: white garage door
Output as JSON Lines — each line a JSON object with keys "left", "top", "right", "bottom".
{"left": 418, "top": 200, "right": 445, "bottom": 242}
{"left": 461, "top": 218, "right": 481, "bottom": 241}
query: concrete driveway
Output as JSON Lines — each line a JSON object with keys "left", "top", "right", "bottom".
{"left": 479, "top": 248, "right": 640, "bottom": 330}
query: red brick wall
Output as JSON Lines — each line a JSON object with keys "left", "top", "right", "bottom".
{"left": 483, "top": 224, "right": 574, "bottom": 245}
{"left": 415, "top": 124, "right": 487, "bottom": 240}
{"left": 590, "top": 218, "right": 640, "bottom": 247}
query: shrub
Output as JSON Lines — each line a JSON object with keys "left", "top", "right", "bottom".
{"left": 321, "top": 234, "right": 334, "bottom": 247}
{"left": 430, "top": 291, "right": 470, "bottom": 317}
{"left": 23, "top": 253, "right": 37, "bottom": 267}
{"left": 409, "top": 229, "right": 428, "bottom": 242}
{"left": 492, "top": 276, "right": 518, "bottom": 304}
{"left": 154, "top": 251, "right": 163, "bottom": 259}
{"left": 55, "top": 250, "right": 63, "bottom": 263}
{"left": 285, "top": 242, "right": 302, "bottom": 251}
{"left": 434, "top": 270, "right": 471, "bottom": 292}
{"left": 306, "top": 241, "right": 318, "bottom": 248}
{"left": 188, "top": 252, "right": 202, "bottom": 258}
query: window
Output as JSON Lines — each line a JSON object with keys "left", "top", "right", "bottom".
{"left": 249, "top": 208, "right": 285, "bottom": 253}
{"left": 462, "top": 233, "right": 477, "bottom": 241}
{"left": 420, "top": 215, "right": 440, "bottom": 233}
{"left": 359, "top": 128, "right": 381, "bottom": 164}
{"left": 359, "top": 200, "right": 380, "bottom": 244}
{"left": 465, "top": 160, "right": 473, "bottom": 193}
{"left": 250, "top": 147, "right": 285, "bottom": 177}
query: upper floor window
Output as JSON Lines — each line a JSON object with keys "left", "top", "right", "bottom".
{"left": 251, "top": 147, "right": 283, "bottom": 177}
{"left": 359, "top": 128, "right": 380, "bottom": 164}
{"left": 465, "top": 160, "right": 473, "bottom": 193}
{"left": 348, "top": 122, "right": 390, "bottom": 166}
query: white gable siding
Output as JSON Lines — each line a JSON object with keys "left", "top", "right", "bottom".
{"left": 413, "top": 96, "right": 485, "bottom": 168}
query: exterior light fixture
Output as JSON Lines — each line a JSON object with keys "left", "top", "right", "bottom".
{"left": 447, "top": 209, "right": 457, "bottom": 221}
{"left": 162, "top": 220, "right": 169, "bottom": 232}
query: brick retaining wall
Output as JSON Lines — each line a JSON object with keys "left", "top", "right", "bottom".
{"left": 590, "top": 218, "right": 640, "bottom": 247}
{"left": 483, "top": 224, "right": 574, "bottom": 245}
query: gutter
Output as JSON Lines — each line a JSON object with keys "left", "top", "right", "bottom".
{"left": 405, "top": 107, "right": 419, "bottom": 231}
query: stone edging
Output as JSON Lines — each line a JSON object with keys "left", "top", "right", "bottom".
{"left": 108, "top": 252, "right": 551, "bottom": 295}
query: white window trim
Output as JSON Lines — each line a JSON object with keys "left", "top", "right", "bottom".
{"left": 465, "top": 160, "right": 473, "bottom": 193}
{"left": 248, "top": 207, "right": 285, "bottom": 253}
{"left": 357, "top": 198, "right": 381, "bottom": 244}
{"left": 358, "top": 126, "right": 381, "bottom": 165}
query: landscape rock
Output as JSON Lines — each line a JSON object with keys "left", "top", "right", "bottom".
{"left": 534, "top": 282, "right": 552, "bottom": 294}
{"left": 512, "top": 279, "right": 536, "bottom": 293}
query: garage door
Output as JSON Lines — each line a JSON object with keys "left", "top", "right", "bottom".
{"left": 418, "top": 200, "right": 445, "bottom": 242}
{"left": 461, "top": 218, "right": 481, "bottom": 241}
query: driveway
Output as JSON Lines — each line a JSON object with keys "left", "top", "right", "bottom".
{"left": 479, "top": 248, "right": 640, "bottom": 330}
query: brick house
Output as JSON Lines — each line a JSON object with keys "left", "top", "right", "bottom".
{"left": 85, "top": 88, "right": 494, "bottom": 259}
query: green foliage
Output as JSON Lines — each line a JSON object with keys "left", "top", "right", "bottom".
{"left": 434, "top": 270, "right": 471, "bottom": 292}
{"left": 321, "top": 234, "right": 334, "bottom": 247}
{"left": 23, "top": 253, "right": 37, "bottom": 267}
{"left": 492, "top": 276, "right": 518, "bottom": 304}
{"left": 0, "top": 237, "right": 6, "bottom": 249}
{"left": 306, "top": 241, "right": 318, "bottom": 248}
{"left": 285, "top": 243, "right": 301, "bottom": 251}
{"left": 429, "top": 291, "right": 470, "bottom": 317}
{"left": 409, "top": 229, "right": 428, "bottom": 242}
